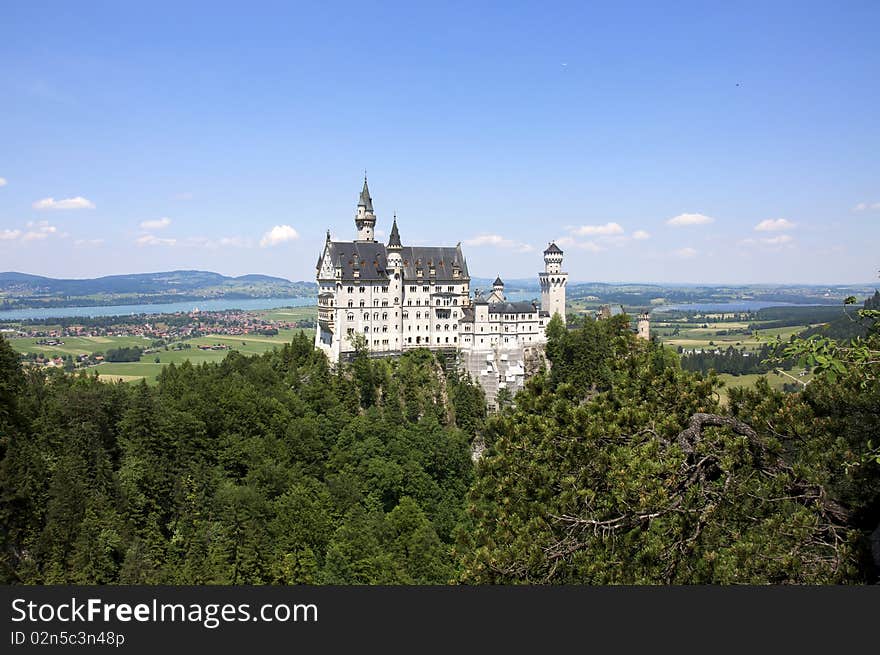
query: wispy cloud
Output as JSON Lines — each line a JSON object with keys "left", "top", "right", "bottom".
{"left": 667, "top": 213, "right": 714, "bottom": 227}
{"left": 136, "top": 234, "right": 177, "bottom": 247}
{"left": 33, "top": 196, "right": 95, "bottom": 210}
{"left": 853, "top": 201, "right": 880, "bottom": 211}
{"left": 0, "top": 229, "right": 21, "bottom": 240}
{"left": 260, "top": 225, "right": 300, "bottom": 248}
{"left": 556, "top": 236, "right": 603, "bottom": 252}
{"left": 139, "top": 217, "right": 172, "bottom": 230}
{"left": 74, "top": 238, "right": 105, "bottom": 247}
{"left": 570, "top": 222, "right": 624, "bottom": 236}
{"left": 0, "top": 177, "right": 7, "bottom": 187}
{"left": 464, "top": 233, "right": 534, "bottom": 253}
{"left": 185, "top": 236, "right": 251, "bottom": 249}
{"left": 754, "top": 218, "right": 795, "bottom": 232}
{"left": 632, "top": 230, "right": 651, "bottom": 240}
{"left": 173, "top": 191, "right": 194, "bottom": 201}
{"left": 674, "top": 247, "right": 698, "bottom": 258}
{"left": 740, "top": 234, "right": 794, "bottom": 247}
{"left": 21, "top": 221, "right": 62, "bottom": 241}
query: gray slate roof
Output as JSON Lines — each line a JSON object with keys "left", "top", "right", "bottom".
{"left": 320, "top": 241, "right": 469, "bottom": 282}
{"left": 488, "top": 301, "right": 540, "bottom": 314}
{"left": 544, "top": 242, "right": 563, "bottom": 254}
{"left": 358, "top": 179, "right": 374, "bottom": 212}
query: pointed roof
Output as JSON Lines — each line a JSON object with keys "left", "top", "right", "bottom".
{"left": 388, "top": 214, "right": 402, "bottom": 248}
{"left": 493, "top": 276, "right": 504, "bottom": 287}
{"left": 544, "top": 241, "right": 563, "bottom": 255}
{"left": 358, "top": 176, "right": 373, "bottom": 212}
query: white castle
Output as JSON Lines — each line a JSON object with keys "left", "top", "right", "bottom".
{"left": 314, "top": 179, "right": 568, "bottom": 378}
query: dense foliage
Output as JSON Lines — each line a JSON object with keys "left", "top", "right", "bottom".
{"left": 2, "top": 299, "right": 878, "bottom": 585}
{"left": 458, "top": 314, "right": 878, "bottom": 583}
{"left": 0, "top": 332, "right": 484, "bottom": 584}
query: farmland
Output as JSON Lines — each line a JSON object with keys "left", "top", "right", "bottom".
{"left": 6, "top": 307, "right": 318, "bottom": 384}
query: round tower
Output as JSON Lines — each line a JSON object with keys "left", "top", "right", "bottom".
{"left": 637, "top": 312, "right": 651, "bottom": 340}
{"left": 355, "top": 176, "right": 377, "bottom": 242}
{"left": 539, "top": 242, "right": 568, "bottom": 321}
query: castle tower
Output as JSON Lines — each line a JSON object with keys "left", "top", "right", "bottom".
{"left": 637, "top": 312, "right": 651, "bottom": 340}
{"left": 355, "top": 176, "right": 377, "bottom": 242}
{"left": 387, "top": 214, "right": 402, "bottom": 268}
{"left": 488, "top": 276, "right": 505, "bottom": 303}
{"left": 539, "top": 242, "right": 567, "bottom": 321}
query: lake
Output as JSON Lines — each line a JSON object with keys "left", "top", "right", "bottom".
{"left": 0, "top": 297, "right": 315, "bottom": 321}
{"left": 652, "top": 300, "right": 835, "bottom": 313}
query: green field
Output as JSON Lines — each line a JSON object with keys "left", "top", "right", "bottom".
{"left": 12, "top": 327, "right": 315, "bottom": 384}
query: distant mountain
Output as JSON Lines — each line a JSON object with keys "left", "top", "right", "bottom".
{"left": 0, "top": 270, "right": 317, "bottom": 310}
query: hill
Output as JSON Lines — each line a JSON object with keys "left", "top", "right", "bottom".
{"left": 0, "top": 270, "right": 317, "bottom": 310}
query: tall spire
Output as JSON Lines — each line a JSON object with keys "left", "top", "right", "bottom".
{"left": 388, "top": 212, "right": 401, "bottom": 248}
{"left": 358, "top": 175, "right": 373, "bottom": 212}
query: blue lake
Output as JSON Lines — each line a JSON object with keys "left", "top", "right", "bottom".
{"left": 0, "top": 297, "right": 315, "bottom": 320}
{"left": 652, "top": 301, "right": 834, "bottom": 313}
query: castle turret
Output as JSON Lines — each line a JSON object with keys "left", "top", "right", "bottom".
{"left": 387, "top": 214, "right": 403, "bottom": 268}
{"left": 539, "top": 242, "right": 568, "bottom": 321}
{"left": 355, "top": 176, "right": 377, "bottom": 242}
{"left": 637, "top": 312, "right": 651, "bottom": 340}
{"left": 488, "top": 276, "right": 505, "bottom": 303}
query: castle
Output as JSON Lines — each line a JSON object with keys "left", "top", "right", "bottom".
{"left": 314, "top": 179, "right": 568, "bottom": 401}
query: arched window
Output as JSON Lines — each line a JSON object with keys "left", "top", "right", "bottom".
{"left": 363, "top": 313, "right": 369, "bottom": 321}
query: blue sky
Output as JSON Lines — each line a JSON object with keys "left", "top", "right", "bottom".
{"left": 1, "top": 1, "right": 878, "bottom": 284}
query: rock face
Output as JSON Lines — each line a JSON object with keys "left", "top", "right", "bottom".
{"left": 459, "top": 344, "right": 547, "bottom": 411}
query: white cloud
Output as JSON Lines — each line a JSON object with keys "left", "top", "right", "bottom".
{"left": 570, "top": 222, "right": 625, "bottom": 236}
{"left": 260, "top": 225, "right": 300, "bottom": 248}
{"left": 754, "top": 218, "right": 795, "bottom": 232}
{"left": 140, "top": 217, "right": 171, "bottom": 230}
{"left": 32, "top": 196, "right": 95, "bottom": 210}
{"left": 0, "top": 229, "right": 21, "bottom": 240}
{"left": 740, "top": 234, "right": 795, "bottom": 247}
{"left": 136, "top": 234, "right": 177, "bottom": 247}
{"left": 667, "top": 213, "right": 714, "bottom": 227}
{"left": 185, "top": 236, "right": 251, "bottom": 249}
{"left": 759, "top": 234, "right": 793, "bottom": 246}
{"left": 632, "top": 230, "right": 651, "bottom": 240}
{"left": 464, "top": 233, "right": 533, "bottom": 252}
{"left": 22, "top": 221, "right": 60, "bottom": 241}
{"left": 0, "top": 177, "right": 7, "bottom": 187}
{"left": 555, "top": 236, "right": 603, "bottom": 252}
{"left": 74, "top": 238, "right": 105, "bottom": 247}
{"left": 674, "top": 247, "right": 698, "bottom": 259}
{"left": 853, "top": 201, "right": 880, "bottom": 211}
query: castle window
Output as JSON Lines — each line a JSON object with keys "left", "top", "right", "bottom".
{"left": 410, "top": 286, "right": 417, "bottom": 292}
{"left": 363, "top": 313, "right": 369, "bottom": 321}
{"left": 423, "top": 286, "right": 429, "bottom": 292}
{"left": 403, "top": 311, "right": 409, "bottom": 319}
{"left": 436, "top": 338, "right": 440, "bottom": 343}
{"left": 347, "top": 286, "right": 354, "bottom": 293}
{"left": 382, "top": 326, "right": 388, "bottom": 333}
{"left": 374, "top": 313, "right": 379, "bottom": 320}
{"left": 445, "top": 337, "right": 449, "bottom": 343}
{"left": 360, "top": 300, "right": 365, "bottom": 307}
{"left": 444, "top": 324, "right": 449, "bottom": 331}
{"left": 394, "top": 298, "right": 399, "bottom": 304}
{"left": 447, "top": 286, "right": 454, "bottom": 292}
{"left": 360, "top": 287, "right": 365, "bottom": 293}
{"left": 347, "top": 314, "right": 354, "bottom": 321}
{"left": 381, "top": 286, "right": 388, "bottom": 293}
{"left": 364, "top": 326, "right": 369, "bottom": 332}
{"left": 408, "top": 300, "right": 412, "bottom": 306}
{"left": 382, "top": 300, "right": 388, "bottom": 307}
{"left": 416, "top": 312, "right": 421, "bottom": 319}
{"left": 436, "top": 299, "right": 441, "bottom": 306}
{"left": 453, "top": 299, "right": 457, "bottom": 305}
{"left": 453, "top": 337, "right": 457, "bottom": 343}
{"left": 347, "top": 328, "right": 354, "bottom": 335}
{"left": 348, "top": 301, "right": 353, "bottom": 308}
{"left": 382, "top": 313, "right": 387, "bottom": 320}
{"left": 436, "top": 324, "right": 441, "bottom": 331}
{"left": 416, "top": 300, "right": 421, "bottom": 306}
{"left": 374, "top": 299, "right": 379, "bottom": 307}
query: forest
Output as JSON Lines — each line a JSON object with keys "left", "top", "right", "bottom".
{"left": 0, "top": 302, "right": 878, "bottom": 584}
